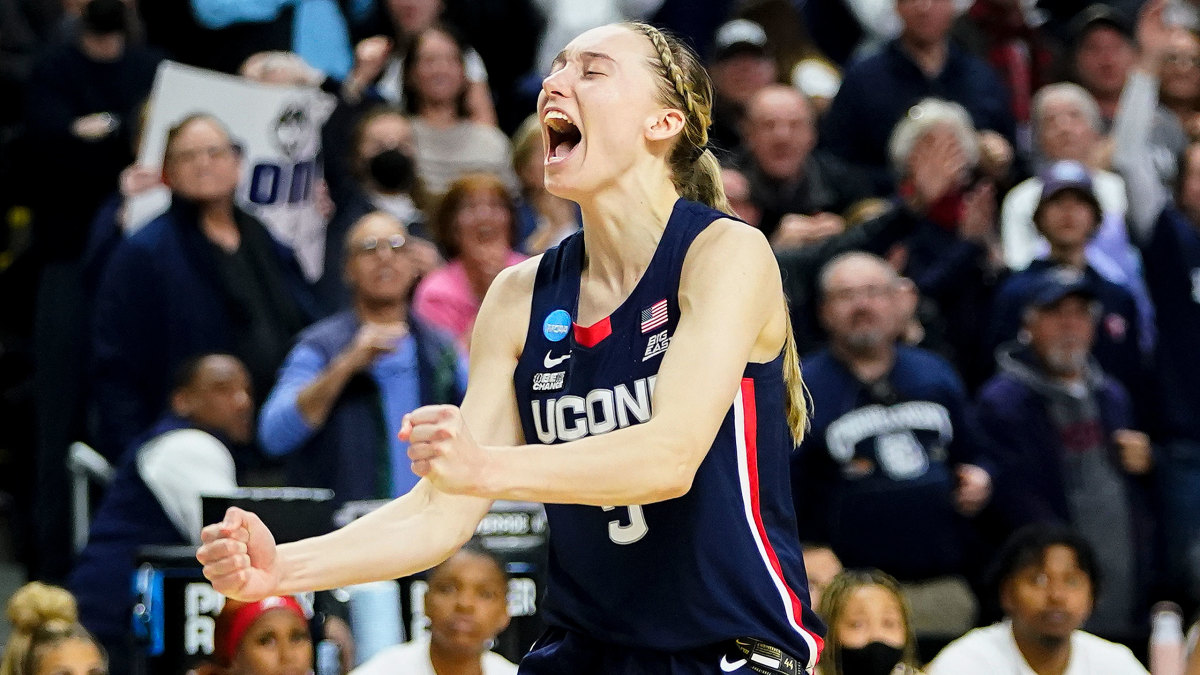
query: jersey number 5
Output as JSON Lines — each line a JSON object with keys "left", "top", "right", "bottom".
{"left": 602, "top": 505, "right": 648, "bottom": 544}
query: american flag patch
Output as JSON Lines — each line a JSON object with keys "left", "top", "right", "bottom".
{"left": 640, "top": 299, "right": 668, "bottom": 333}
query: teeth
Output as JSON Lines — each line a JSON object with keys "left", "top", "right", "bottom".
{"left": 544, "top": 110, "right": 573, "bottom": 132}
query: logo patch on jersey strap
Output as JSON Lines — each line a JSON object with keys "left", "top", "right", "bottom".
{"left": 722, "top": 638, "right": 802, "bottom": 675}
{"left": 532, "top": 371, "right": 566, "bottom": 392}
{"left": 543, "top": 309, "right": 571, "bottom": 342}
{"left": 640, "top": 299, "right": 669, "bottom": 333}
{"left": 642, "top": 330, "right": 670, "bottom": 361}
{"left": 544, "top": 350, "right": 571, "bottom": 368}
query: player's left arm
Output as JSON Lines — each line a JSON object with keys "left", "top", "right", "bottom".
{"left": 405, "top": 220, "right": 789, "bottom": 505}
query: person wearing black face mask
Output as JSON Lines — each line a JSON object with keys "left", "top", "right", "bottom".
{"left": 318, "top": 106, "right": 442, "bottom": 311}
{"left": 818, "top": 570, "right": 925, "bottom": 675}
{"left": 369, "top": 146, "right": 416, "bottom": 194}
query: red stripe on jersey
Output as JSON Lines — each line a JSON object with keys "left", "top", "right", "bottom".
{"left": 573, "top": 316, "right": 612, "bottom": 348}
{"left": 740, "top": 378, "right": 826, "bottom": 657}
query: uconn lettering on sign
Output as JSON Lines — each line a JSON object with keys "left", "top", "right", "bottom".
{"left": 530, "top": 376, "right": 657, "bottom": 443}
{"left": 247, "top": 159, "right": 317, "bottom": 206}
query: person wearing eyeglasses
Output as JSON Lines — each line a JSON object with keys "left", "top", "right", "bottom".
{"left": 92, "top": 113, "right": 316, "bottom": 464}
{"left": 258, "top": 210, "right": 465, "bottom": 504}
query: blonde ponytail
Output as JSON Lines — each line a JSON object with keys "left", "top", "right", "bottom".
{"left": 781, "top": 309, "right": 810, "bottom": 445}
{"left": 625, "top": 22, "right": 732, "bottom": 215}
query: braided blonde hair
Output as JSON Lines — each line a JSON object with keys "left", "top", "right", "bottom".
{"left": 625, "top": 21, "right": 808, "bottom": 444}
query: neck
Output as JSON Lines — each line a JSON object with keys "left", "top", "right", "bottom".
{"left": 355, "top": 296, "right": 408, "bottom": 324}
{"left": 429, "top": 646, "right": 484, "bottom": 675}
{"left": 199, "top": 201, "right": 239, "bottom": 251}
{"left": 1047, "top": 244, "right": 1087, "bottom": 268}
{"left": 899, "top": 35, "right": 949, "bottom": 76}
{"left": 1095, "top": 95, "right": 1119, "bottom": 123}
{"left": 422, "top": 102, "right": 461, "bottom": 128}
{"left": 833, "top": 342, "right": 896, "bottom": 383}
{"left": 79, "top": 33, "right": 123, "bottom": 62}
{"left": 575, "top": 168, "right": 680, "bottom": 311}
{"left": 1013, "top": 626, "right": 1072, "bottom": 675}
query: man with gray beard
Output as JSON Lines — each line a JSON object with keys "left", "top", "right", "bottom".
{"left": 792, "top": 251, "right": 992, "bottom": 640}
{"left": 976, "top": 268, "right": 1154, "bottom": 642}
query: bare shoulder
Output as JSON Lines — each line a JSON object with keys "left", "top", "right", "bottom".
{"left": 472, "top": 255, "right": 542, "bottom": 357}
{"left": 683, "top": 217, "right": 781, "bottom": 288}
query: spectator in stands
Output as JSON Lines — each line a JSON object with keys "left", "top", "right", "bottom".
{"left": 320, "top": 106, "right": 441, "bottom": 308}
{"left": 816, "top": 570, "right": 924, "bottom": 675}
{"left": 1, "top": 582, "right": 108, "bottom": 675}
{"left": 989, "top": 162, "right": 1145, "bottom": 414}
{"left": 350, "top": 543, "right": 517, "bottom": 675}
{"left": 721, "top": 164, "right": 763, "bottom": 230}
{"left": 372, "top": 0, "right": 497, "bottom": 125}
{"left": 774, "top": 114, "right": 968, "bottom": 353}
{"left": 23, "top": 0, "right": 163, "bottom": 580}
{"left": 24, "top": 0, "right": 161, "bottom": 261}
{"left": 199, "top": 596, "right": 314, "bottom": 675}
{"left": 511, "top": 113, "right": 580, "bottom": 255}
{"left": 413, "top": 174, "right": 525, "bottom": 350}
{"left": 976, "top": 271, "right": 1154, "bottom": 637}
{"left": 802, "top": 544, "right": 843, "bottom": 617}
{"left": 260, "top": 211, "right": 462, "bottom": 504}
{"left": 886, "top": 99, "right": 1005, "bottom": 387}
{"left": 820, "top": 0, "right": 1015, "bottom": 194}
{"left": 954, "top": 0, "right": 1064, "bottom": 159}
{"left": 1157, "top": 25, "right": 1200, "bottom": 142}
{"left": 69, "top": 354, "right": 249, "bottom": 673}
{"left": 707, "top": 19, "right": 779, "bottom": 153}
{"left": 1001, "top": 84, "right": 1135, "bottom": 275}
{"left": 402, "top": 26, "right": 516, "bottom": 196}
{"left": 926, "top": 524, "right": 1148, "bottom": 675}
{"left": 793, "top": 251, "right": 991, "bottom": 639}
{"left": 1071, "top": 5, "right": 1137, "bottom": 127}
{"left": 91, "top": 113, "right": 315, "bottom": 462}
{"left": 1113, "top": 0, "right": 1200, "bottom": 606}
{"left": 738, "top": 84, "right": 871, "bottom": 249}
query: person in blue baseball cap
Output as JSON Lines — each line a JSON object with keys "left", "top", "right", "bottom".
{"left": 975, "top": 263, "right": 1155, "bottom": 639}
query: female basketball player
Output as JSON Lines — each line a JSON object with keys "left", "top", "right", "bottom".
{"left": 199, "top": 22, "right": 824, "bottom": 673}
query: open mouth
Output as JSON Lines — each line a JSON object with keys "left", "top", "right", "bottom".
{"left": 544, "top": 110, "right": 581, "bottom": 163}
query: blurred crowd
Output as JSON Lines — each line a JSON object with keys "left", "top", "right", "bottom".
{"left": 3, "top": 0, "right": 1200, "bottom": 671}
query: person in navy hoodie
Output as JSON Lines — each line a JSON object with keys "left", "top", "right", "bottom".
{"left": 986, "top": 160, "right": 1146, "bottom": 420}
{"left": 976, "top": 270, "right": 1154, "bottom": 640}
{"left": 69, "top": 353, "right": 251, "bottom": 674}
{"left": 91, "top": 113, "right": 315, "bottom": 463}
{"left": 793, "top": 251, "right": 992, "bottom": 640}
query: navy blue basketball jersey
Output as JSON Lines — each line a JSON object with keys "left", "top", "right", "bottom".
{"left": 513, "top": 199, "right": 824, "bottom": 668}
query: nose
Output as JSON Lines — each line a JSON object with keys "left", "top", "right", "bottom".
{"left": 542, "top": 68, "right": 568, "bottom": 100}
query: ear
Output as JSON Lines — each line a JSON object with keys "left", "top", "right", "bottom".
{"left": 999, "top": 579, "right": 1015, "bottom": 617}
{"left": 170, "top": 390, "right": 191, "bottom": 417}
{"left": 644, "top": 108, "right": 687, "bottom": 143}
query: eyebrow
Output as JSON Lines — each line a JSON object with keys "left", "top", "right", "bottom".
{"left": 550, "top": 50, "right": 617, "bottom": 69}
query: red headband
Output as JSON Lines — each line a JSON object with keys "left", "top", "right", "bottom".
{"left": 217, "top": 596, "right": 307, "bottom": 666}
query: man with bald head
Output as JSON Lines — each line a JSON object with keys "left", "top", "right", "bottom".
{"left": 792, "top": 251, "right": 992, "bottom": 638}
{"left": 258, "top": 211, "right": 463, "bottom": 504}
{"left": 738, "top": 84, "right": 870, "bottom": 250}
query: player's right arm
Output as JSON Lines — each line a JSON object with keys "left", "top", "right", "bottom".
{"left": 197, "top": 259, "right": 537, "bottom": 600}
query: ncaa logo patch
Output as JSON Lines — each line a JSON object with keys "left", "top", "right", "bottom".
{"left": 543, "top": 309, "right": 571, "bottom": 342}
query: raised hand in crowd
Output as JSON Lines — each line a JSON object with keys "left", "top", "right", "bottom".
{"left": 976, "top": 130, "right": 1013, "bottom": 181}
{"left": 344, "top": 36, "right": 393, "bottom": 103}
{"left": 343, "top": 322, "right": 410, "bottom": 373}
{"left": 953, "top": 464, "right": 992, "bottom": 516}
{"left": 902, "top": 130, "right": 967, "bottom": 213}
{"left": 770, "top": 212, "right": 846, "bottom": 250}
{"left": 1113, "top": 429, "right": 1153, "bottom": 475}
{"left": 1136, "top": 0, "right": 1174, "bottom": 73}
